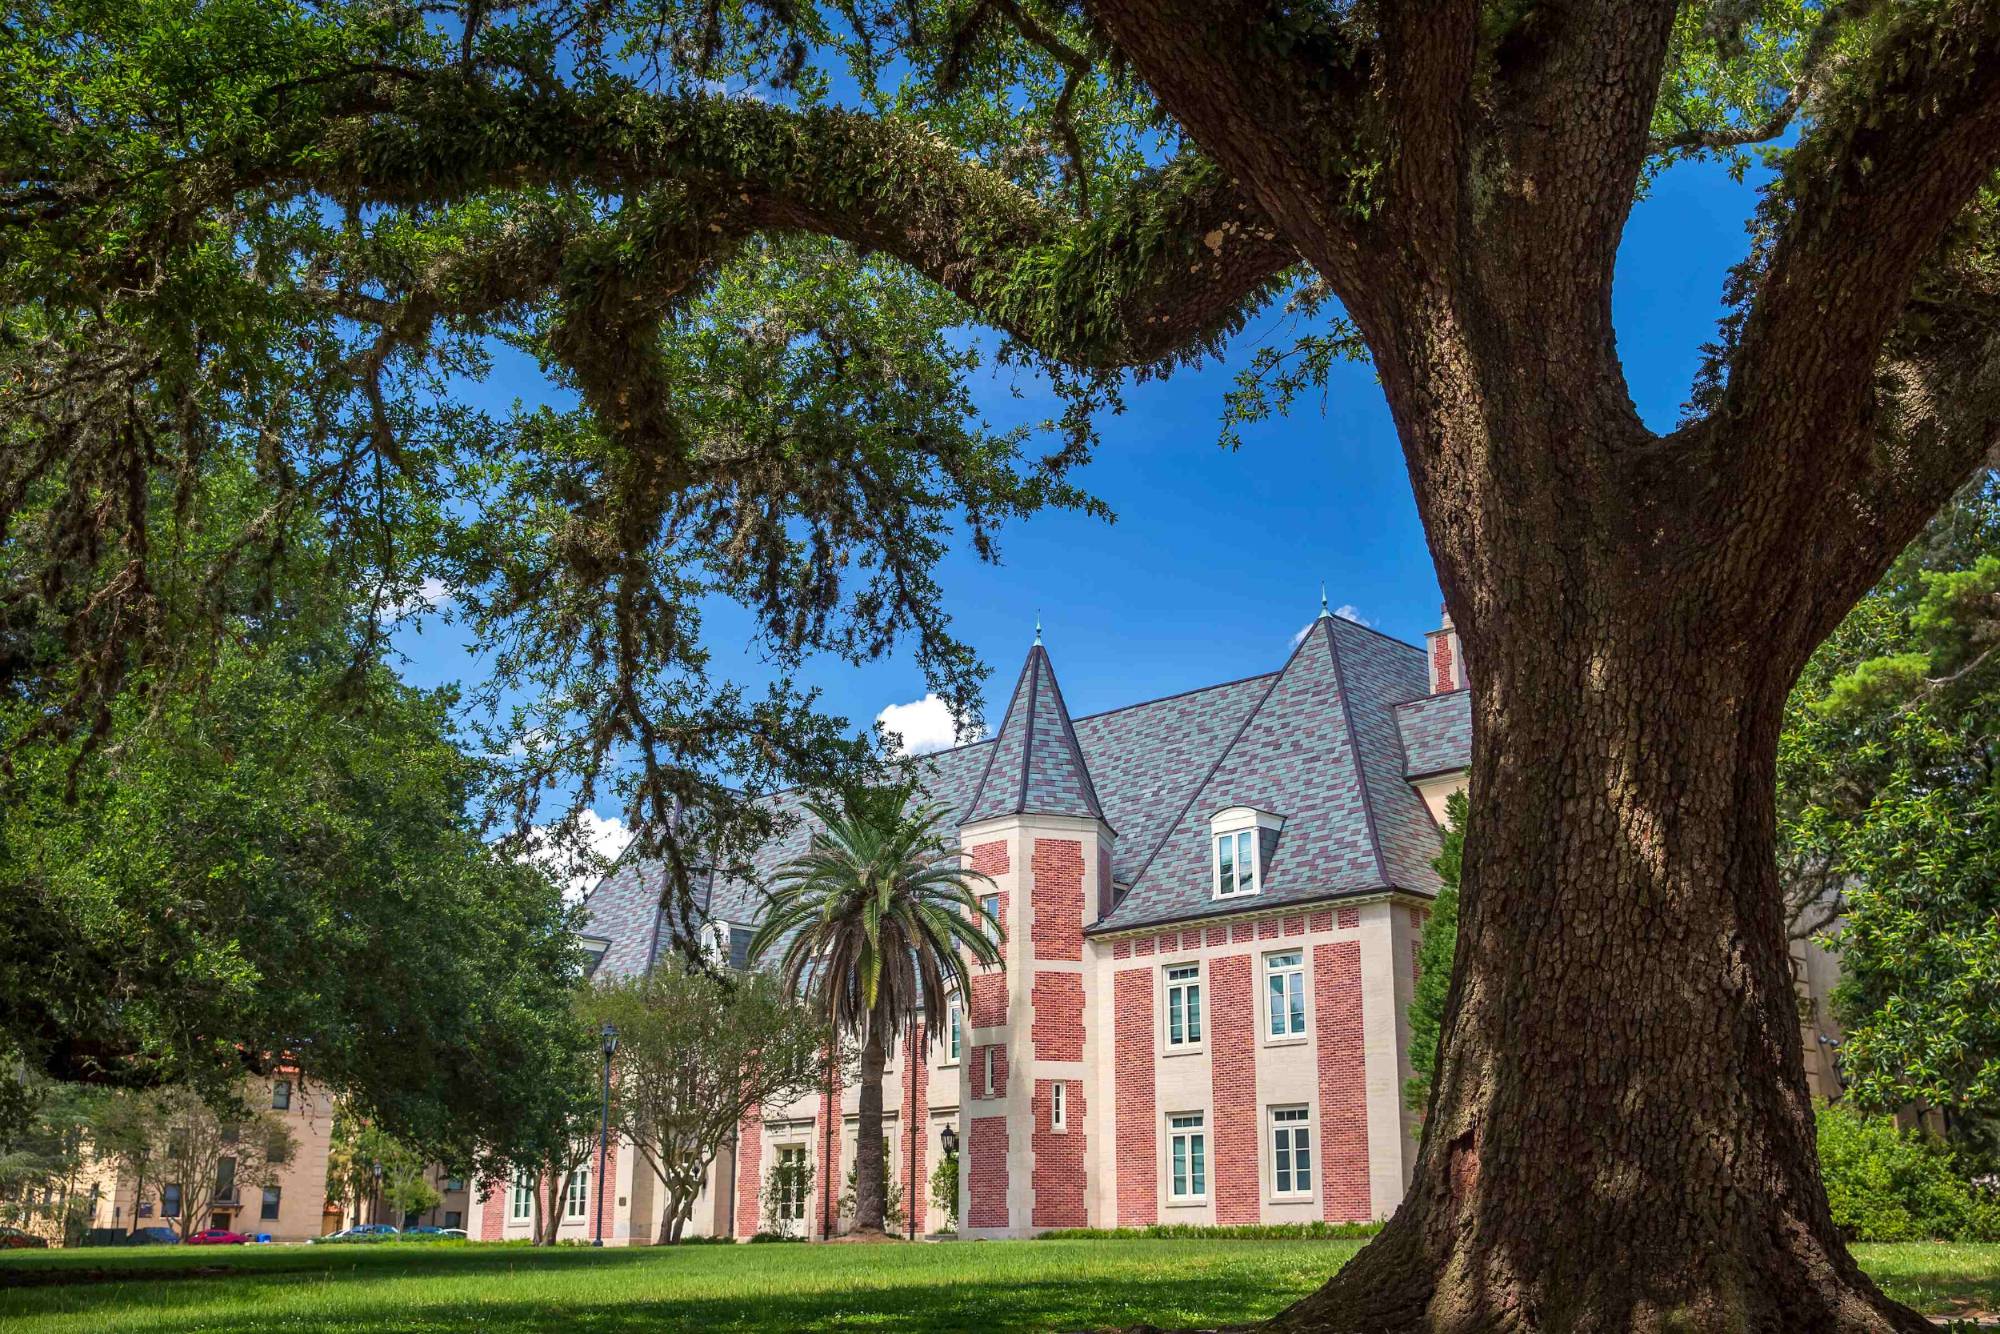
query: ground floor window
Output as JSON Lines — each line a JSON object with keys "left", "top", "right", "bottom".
{"left": 444, "top": 1210, "right": 462, "bottom": 1229}
{"left": 1271, "top": 1106, "right": 1313, "bottom": 1197}
{"left": 261, "top": 1186, "right": 282, "bottom": 1220}
{"left": 510, "top": 1171, "right": 533, "bottom": 1221}
{"left": 775, "top": 1145, "right": 807, "bottom": 1223}
{"left": 1168, "top": 1113, "right": 1207, "bottom": 1201}
{"left": 564, "top": 1164, "right": 590, "bottom": 1220}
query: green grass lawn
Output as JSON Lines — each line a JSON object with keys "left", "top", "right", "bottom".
{"left": 0, "top": 1238, "right": 1994, "bottom": 1331}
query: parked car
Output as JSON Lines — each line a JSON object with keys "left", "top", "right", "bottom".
{"left": 311, "top": 1224, "right": 400, "bottom": 1244}
{"left": 125, "top": 1227, "right": 179, "bottom": 1246}
{"left": 0, "top": 1226, "right": 49, "bottom": 1250}
{"left": 184, "top": 1228, "right": 251, "bottom": 1246}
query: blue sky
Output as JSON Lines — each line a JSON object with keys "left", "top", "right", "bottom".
{"left": 391, "top": 153, "right": 1767, "bottom": 845}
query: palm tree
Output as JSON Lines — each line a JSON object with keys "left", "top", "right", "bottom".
{"left": 748, "top": 780, "right": 1002, "bottom": 1237}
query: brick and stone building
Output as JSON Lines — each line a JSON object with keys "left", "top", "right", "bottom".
{"left": 484, "top": 604, "right": 1836, "bottom": 1243}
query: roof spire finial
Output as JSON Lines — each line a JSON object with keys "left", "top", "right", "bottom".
{"left": 1319, "top": 582, "right": 1330, "bottom": 618}
{"left": 1034, "top": 612, "right": 1042, "bottom": 645}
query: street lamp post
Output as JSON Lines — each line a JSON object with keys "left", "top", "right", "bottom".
{"left": 938, "top": 1124, "right": 958, "bottom": 1236}
{"left": 595, "top": 1021, "right": 618, "bottom": 1247}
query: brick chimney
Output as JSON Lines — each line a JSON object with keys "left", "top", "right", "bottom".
{"left": 1425, "top": 604, "right": 1466, "bottom": 694}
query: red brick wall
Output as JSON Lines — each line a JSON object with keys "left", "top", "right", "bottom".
{"left": 1031, "top": 971, "right": 1085, "bottom": 1062}
{"left": 1208, "top": 954, "right": 1260, "bottom": 1224}
{"left": 970, "top": 970, "right": 1009, "bottom": 1029}
{"left": 479, "top": 1179, "right": 504, "bottom": 1240}
{"left": 1284, "top": 914, "right": 1305, "bottom": 936}
{"left": 734, "top": 1104, "right": 761, "bottom": 1238}
{"left": 1314, "top": 940, "right": 1370, "bottom": 1221}
{"left": 1259, "top": 917, "right": 1279, "bottom": 940}
{"left": 1113, "top": 939, "right": 1131, "bottom": 959}
{"left": 1114, "top": 968, "right": 1158, "bottom": 1226}
{"left": 1232, "top": 920, "right": 1254, "bottom": 943}
{"left": 1310, "top": 910, "right": 1333, "bottom": 932}
{"left": 1031, "top": 839, "right": 1084, "bottom": 960}
{"left": 967, "top": 1115, "right": 1010, "bottom": 1230}
{"left": 1031, "top": 1079, "right": 1087, "bottom": 1228}
{"left": 1431, "top": 631, "right": 1455, "bottom": 692}
{"left": 900, "top": 1023, "right": 928, "bottom": 1235}
{"left": 969, "top": 839, "right": 1010, "bottom": 877}
{"left": 815, "top": 1053, "right": 844, "bottom": 1237}
{"left": 1337, "top": 907, "right": 1360, "bottom": 930}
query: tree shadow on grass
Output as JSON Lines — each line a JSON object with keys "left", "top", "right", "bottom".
{"left": 0, "top": 1259, "right": 1296, "bottom": 1332}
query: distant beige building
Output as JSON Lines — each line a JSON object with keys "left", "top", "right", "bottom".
{"left": 75, "top": 1071, "right": 336, "bottom": 1243}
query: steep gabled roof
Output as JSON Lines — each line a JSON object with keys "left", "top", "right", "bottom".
{"left": 962, "top": 642, "right": 1107, "bottom": 827}
{"left": 1091, "top": 613, "right": 1438, "bottom": 932}
{"left": 1394, "top": 687, "right": 1472, "bottom": 778}
{"left": 580, "top": 616, "right": 1445, "bottom": 974}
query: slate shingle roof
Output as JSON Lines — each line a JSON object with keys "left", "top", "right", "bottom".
{"left": 1393, "top": 687, "right": 1472, "bottom": 778}
{"left": 963, "top": 644, "right": 1107, "bottom": 826}
{"left": 582, "top": 617, "right": 1459, "bottom": 972}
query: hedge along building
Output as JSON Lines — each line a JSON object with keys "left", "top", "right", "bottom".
{"left": 466, "top": 604, "right": 1490, "bottom": 1245}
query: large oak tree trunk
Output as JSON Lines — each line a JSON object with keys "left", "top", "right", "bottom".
{"left": 1277, "top": 597, "right": 1928, "bottom": 1330}
{"left": 850, "top": 1024, "right": 889, "bottom": 1235}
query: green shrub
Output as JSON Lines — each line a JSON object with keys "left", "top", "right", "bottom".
{"left": 747, "top": 1231, "right": 806, "bottom": 1243}
{"left": 1034, "top": 1220, "right": 1382, "bottom": 1242}
{"left": 1818, "top": 1102, "right": 2000, "bottom": 1242}
{"left": 929, "top": 1154, "right": 959, "bottom": 1231}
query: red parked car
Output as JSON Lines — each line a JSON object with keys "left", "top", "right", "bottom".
{"left": 183, "top": 1228, "right": 251, "bottom": 1246}
{"left": 0, "top": 1226, "right": 49, "bottom": 1249}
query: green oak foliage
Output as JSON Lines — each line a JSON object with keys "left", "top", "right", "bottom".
{"left": 1403, "top": 790, "right": 1463, "bottom": 1119}
{"left": 1779, "top": 476, "right": 2000, "bottom": 1122}
{"left": 582, "top": 967, "right": 825, "bottom": 1244}
{"left": 0, "top": 571, "right": 587, "bottom": 1160}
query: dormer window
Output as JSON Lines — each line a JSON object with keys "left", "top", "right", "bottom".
{"left": 1210, "top": 807, "right": 1283, "bottom": 900}
{"left": 1215, "top": 830, "right": 1258, "bottom": 898}
{"left": 578, "top": 934, "right": 611, "bottom": 978}
{"left": 700, "top": 921, "right": 732, "bottom": 968}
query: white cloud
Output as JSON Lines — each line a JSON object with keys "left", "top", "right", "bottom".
{"left": 1292, "top": 604, "right": 1374, "bottom": 650}
{"left": 387, "top": 576, "right": 454, "bottom": 623}
{"left": 876, "top": 693, "right": 978, "bottom": 756}
{"left": 528, "top": 808, "right": 633, "bottom": 904}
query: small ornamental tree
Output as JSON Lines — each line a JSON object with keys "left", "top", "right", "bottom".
{"left": 928, "top": 1154, "right": 959, "bottom": 1234}
{"left": 585, "top": 969, "right": 825, "bottom": 1244}
{"left": 115, "top": 1086, "right": 294, "bottom": 1240}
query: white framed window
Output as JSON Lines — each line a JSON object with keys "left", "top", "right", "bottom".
{"left": 1271, "top": 1106, "right": 1313, "bottom": 1198}
{"left": 700, "top": 921, "right": 731, "bottom": 967}
{"left": 980, "top": 893, "right": 1002, "bottom": 942}
{"left": 1164, "top": 963, "right": 1203, "bottom": 1049}
{"left": 1051, "top": 1081, "right": 1067, "bottom": 1133}
{"left": 564, "top": 1164, "right": 590, "bottom": 1220}
{"left": 775, "top": 1145, "right": 807, "bottom": 1223}
{"left": 981, "top": 1046, "right": 995, "bottom": 1098}
{"left": 1168, "top": 1113, "right": 1207, "bottom": 1201}
{"left": 1214, "top": 829, "right": 1259, "bottom": 898}
{"left": 946, "top": 1006, "right": 961, "bottom": 1065}
{"left": 509, "top": 1171, "right": 533, "bottom": 1221}
{"left": 1266, "top": 950, "right": 1306, "bottom": 1039}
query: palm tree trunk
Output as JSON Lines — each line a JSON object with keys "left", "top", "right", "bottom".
{"left": 851, "top": 1023, "right": 888, "bottom": 1235}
